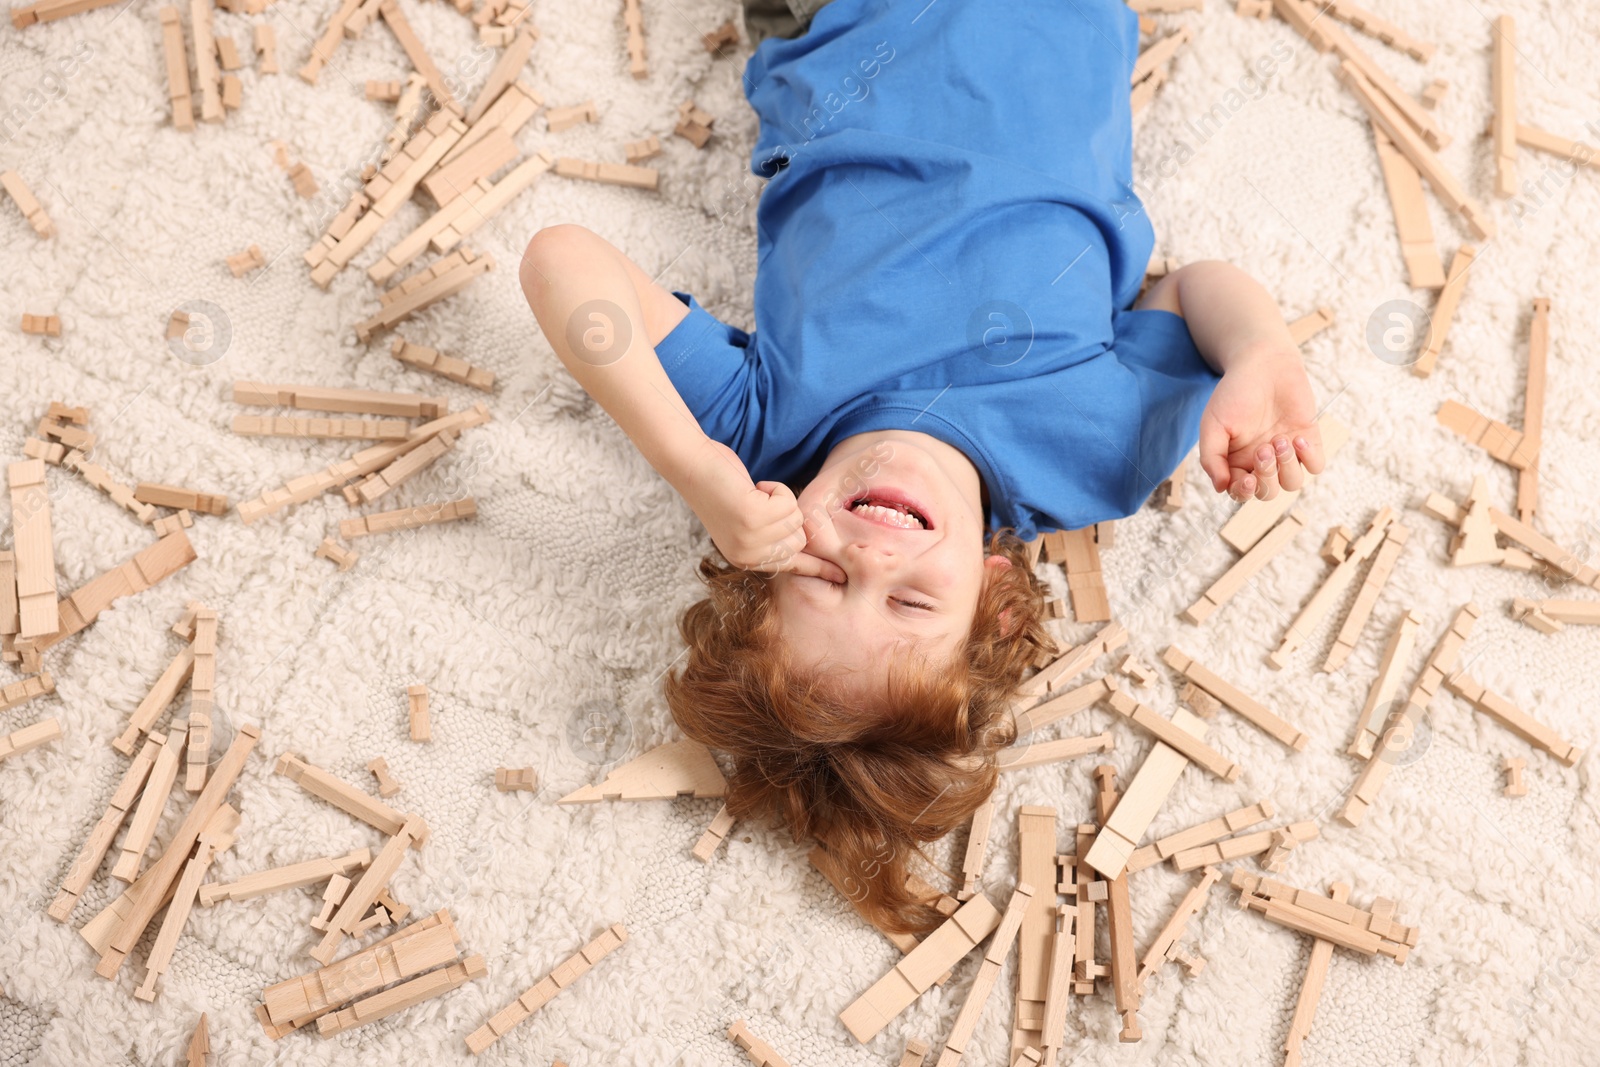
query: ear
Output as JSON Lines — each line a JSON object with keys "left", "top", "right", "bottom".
{"left": 983, "top": 554, "right": 1016, "bottom": 635}
{"left": 983, "top": 554, "right": 1013, "bottom": 574}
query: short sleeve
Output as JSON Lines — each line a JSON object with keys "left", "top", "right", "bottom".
{"left": 654, "top": 292, "right": 761, "bottom": 453}
{"left": 1111, "top": 307, "right": 1221, "bottom": 509}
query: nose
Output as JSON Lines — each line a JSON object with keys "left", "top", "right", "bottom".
{"left": 841, "top": 541, "right": 899, "bottom": 579}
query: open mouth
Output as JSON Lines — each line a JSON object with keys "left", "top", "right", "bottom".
{"left": 848, "top": 493, "right": 931, "bottom": 531}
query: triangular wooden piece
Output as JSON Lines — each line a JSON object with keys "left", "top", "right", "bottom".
{"left": 186, "top": 1012, "right": 210, "bottom": 1066}
{"left": 557, "top": 739, "right": 726, "bottom": 804}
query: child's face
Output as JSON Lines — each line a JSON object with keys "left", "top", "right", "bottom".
{"left": 768, "top": 431, "right": 1010, "bottom": 701}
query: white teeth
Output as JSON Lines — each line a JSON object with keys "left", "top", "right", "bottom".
{"left": 852, "top": 502, "right": 924, "bottom": 529}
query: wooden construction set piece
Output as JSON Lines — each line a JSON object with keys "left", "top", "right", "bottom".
{"left": 1268, "top": 507, "right": 1396, "bottom": 669}
{"left": 935, "top": 882, "right": 1035, "bottom": 1066}
{"left": 1170, "top": 820, "right": 1319, "bottom": 872}
{"left": 465, "top": 922, "right": 628, "bottom": 1054}
{"left": 339, "top": 497, "right": 477, "bottom": 539}
{"left": 234, "top": 381, "right": 447, "bottom": 419}
{"left": 134, "top": 804, "right": 241, "bottom": 1001}
{"left": 274, "top": 751, "right": 426, "bottom": 846}
{"left": 494, "top": 766, "right": 536, "bottom": 792}
{"left": 728, "top": 1020, "right": 793, "bottom": 1067}
{"left": 1233, "top": 870, "right": 1418, "bottom": 962}
{"left": 622, "top": 0, "right": 646, "bottom": 77}
{"left": 1184, "top": 510, "right": 1305, "bottom": 624}
{"left": 1104, "top": 688, "right": 1242, "bottom": 781}
{"left": 553, "top": 156, "right": 660, "bottom": 191}
{"left": 674, "top": 100, "right": 715, "bottom": 147}
{"left": 1, "top": 170, "right": 55, "bottom": 237}
{"left": 1016, "top": 620, "right": 1127, "bottom": 702}
{"left": 200, "top": 845, "right": 371, "bottom": 906}
{"left": 234, "top": 414, "right": 410, "bottom": 440}
{"left": 408, "top": 684, "right": 431, "bottom": 741}
{"left": 692, "top": 801, "right": 736, "bottom": 861}
{"left": 356, "top": 248, "right": 495, "bottom": 340}
{"left": 1124, "top": 798, "right": 1275, "bottom": 874}
{"left": 1012, "top": 807, "right": 1056, "bottom": 1055}
{"left": 1136, "top": 865, "right": 1219, "bottom": 993}
{"left": 1162, "top": 646, "right": 1308, "bottom": 749}
{"left": 390, "top": 337, "right": 496, "bottom": 391}
{"left": 1084, "top": 708, "right": 1207, "bottom": 879}
{"left": 314, "top": 537, "right": 359, "bottom": 572}
{"left": 557, "top": 739, "right": 726, "bottom": 803}
{"left": 309, "top": 817, "right": 427, "bottom": 964}
{"left": 1092, "top": 766, "right": 1143, "bottom": 1042}
{"left": 20, "top": 314, "right": 62, "bottom": 336}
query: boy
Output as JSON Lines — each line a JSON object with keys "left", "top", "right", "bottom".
{"left": 522, "top": 0, "right": 1323, "bottom": 932}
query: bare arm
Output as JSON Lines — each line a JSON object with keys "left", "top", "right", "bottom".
{"left": 1138, "top": 260, "right": 1325, "bottom": 501}
{"left": 519, "top": 225, "right": 838, "bottom": 577}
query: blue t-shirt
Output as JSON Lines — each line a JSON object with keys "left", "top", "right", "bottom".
{"left": 654, "top": 0, "right": 1220, "bottom": 540}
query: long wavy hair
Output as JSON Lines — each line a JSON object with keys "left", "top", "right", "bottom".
{"left": 664, "top": 529, "right": 1052, "bottom": 934}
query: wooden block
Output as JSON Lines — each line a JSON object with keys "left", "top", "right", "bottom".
{"left": 1514, "top": 123, "right": 1600, "bottom": 168}
{"left": 1105, "top": 690, "right": 1240, "bottom": 780}
{"left": 440, "top": 80, "right": 543, "bottom": 166}
{"left": 19, "top": 313, "right": 62, "bottom": 336}
{"left": 151, "top": 510, "right": 193, "bottom": 536}
{"left": 232, "top": 381, "right": 447, "bottom": 419}
{"left": 728, "top": 1020, "right": 794, "bottom": 1067}
{"left": 367, "top": 756, "right": 401, "bottom": 797}
{"left": 157, "top": 8, "right": 195, "bottom": 130}
{"left": 1372, "top": 123, "right": 1445, "bottom": 288}
{"left": 493, "top": 765, "right": 537, "bottom": 792}
{"left": 233, "top": 414, "right": 410, "bottom": 440}
{"left": 625, "top": 135, "right": 662, "bottom": 164}
{"left": 287, "top": 162, "right": 317, "bottom": 198}
{"left": 1013, "top": 677, "right": 1113, "bottom": 737}
{"left": 215, "top": 34, "right": 242, "bottom": 69}
{"left": 100, "top": 725, "right": 260, "bottom": 978}
{"left": 1219, "top": 414, "right": 1350, "bottom": 552}
{"left": 1, "top": 170, "right": 55, "bottom": 236}
{"left": 1282, "top": 881, "right": 1351, "bottom": 1065}
{"left": 310, "top": 817, "right": 426, "bottom": 964}
{"left": 275, "top": 752, "right": 423, "bottom": 843}
{"left": 1445, "top": 671, "right": 1580, "bottom": 767}
{"left": 1412, "top": 245, "right": 1478, "bottom": 377}
{"left": 1517, "top": 297, "right": 1550, "bottom": 522}
{"left": 1126, "top": 798, "right": 1275, "bottom": 873}
{"left": 1136, "top": 866, "right": 1220, "bottom": 993}
{"left": 314, "top": 537, "right": 359, "bottom": 572}
{"left": 1171, "top": 821, "right": 1318, "bottom": 871}
{"left": 1085, "top": 709, "right": 1207, "bottom": 879}
{"left": 552, "top": 156, "right": 659, "bottom": 191}
{"left": 355, "top": 252, "right": 494, "bottom": 340}
{"left": 390, "top": 337, "right": 495, "bottom": 391}
{"left": 352, "top": 430, "right": 457, "bottom": 503}
{"left": 957, "top": 798, "right": 994, "bottom": 899}
{"left": 316, "top": 953, "right": 487, "bottom": 1036}
{"left": 1053, "top": 527, "right": 1110, "bottom": 622}
{"left": 545, "top": 99, "right": 598, "bottom": 133}
{"left": 1420, "top": 77, "right": 1447, "bottom": 109}
{"left": 1018, "top": 622, "right": 1128, "bottom": 698}
{"left": 1185, "top": 511, "right": 1306, "bottom": 624}
{"left": 1347, "top": 610, "right": 1420, "bottom": 759}
{"left": 1491, "top": 15, "right": 1517, "bottom": 198}
{"left": 899, "top": 1037, "right": 931, "bottom": 1067}
{"left": 466, "top": 28, "right": 536, "bottom": 124}
{"left": 1015, "top": 807, "right": 1057, "bottom": 1025}
{"left": 558, "top": 739, "right": 725, "bottom": 803}
{"left": 200, "top": 845, "right": 371, "bottom": 906}
{"left": 0, "top": 717, "right": 61, "bottom": 761}
{"left": 1436, "top": 401, "right": 1530, "bottom": 471}
{"left": 134, "top": 481, "right": 230, "bottom": 516}
{"left": 186, "top": 1013, "right": 209, "bottom": 1067}
{"left": 1236, "top": 0, "right": 1271, "bottom": 15}
{"left": 674, "top": 99, "right": 714, "bottom": 147}
{"left": 407, "top": 684, "right": 431, "bottom": 741}
{"left": 691, "top": 801, "right": 735, "bottom": 862}
{"left": 1489, "top": 508, "right": 1599, "bottom": 587}
{"left": 621, "top": 0, "right": 645, "bottom": 77}
{"left": 48, "top": 732, "right": 164, "bottom": 920}
{"left": 1449, "top": 476, "right": 1504, "bottom": 566}
{"left": 1162, "top": 646, "right": 1308, "bottom": 749}
{"left": 111, "top": 737, "right": 182, "bottom": 881}
{"left": 254, "top": 22, "right": 277, "bottom": 72}
{"left": 113, "top": 643, "right": 195, "bottom": 754}
{"left": 1268, "top": 508, "right": 1396, "bottom": 670}
{"left": 1324, "top": 524, "right": 1410, "bottom": 671}
{"left": 702, "top": 18, "right": 738, "bottom": 53}
{"left": 134, "top": 805, "right": 239, "bottom": 1001}
{"left": 339, "top": 497, "right": 477, "bottom": 540}
{"left": 379, "top": 0, "right": 458, "bottom": 113}
{"left": 933, "top": 882, "right": 1034, "bottom": 1065}
{"left": 1092, "top": 768, "right": 1141, "bottom": 1042}
{"left": 366, "top": 79, "right": 401, "bottom": 101}
{"left": 8, "top": 460, "right": 57, "bottom": 639}
{"left": 190, "top": 0, "right": 222, "bottom": 121}
{"left": 998, "top": 730, "right": 1115, "bottom": 771}
{"left": 464, "top": 923, "right": 628, "bottom": 1053}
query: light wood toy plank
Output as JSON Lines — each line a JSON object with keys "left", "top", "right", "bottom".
{"left": 1488, "top": 508, "right": 1599, "bottom": 587}
{"left": 47, "top": 732, "right": 165, "bottom": 920}
{"left": 1337, "top": 61, "right": 1490, "bottom": 238}
{"left": 0, "top": 671, "right": 53, "bottom": 712}
{"left": 626, "top": 135, "right": 662, "bottom": 164}
{"left": 934, "top": 882, "right": 1034, "bottom": 1066}
{"left": 622, "top": 0, "right": 645, "bottom": 77}
{"left": 355, "top": 252, "right": 494, "bottom": 340}
{"left": 1517, "top": 297, "right": 1550, "bottom": 522}
{"left": 186, "top": 1013, "right": 208, "bottom": 1067}
{"left": 1014, "top": 807, "right": 1056, "bottom": 1051}
{"left": 0, "top": 550, "right": 15, "bottom": 639}
{"left": 113, "top": 643, "right": 194, "bottom": 754}
{"left": 545, "top": 100, "right": 599, "bottom": 132}
{"left": 998, "top": 730, "right": 1115, "bottom": 771}
{"left": 1286, "top": 306, "right": 1334, "bottom": 345}
{"left": 1219, "top": 414, "right": 1349, "bottom": 552}
{"left": 408, "top": 684, "right": 431, "bottom": 741}
{"left": 132, "top": 481, "right": 228, "bottom": 517}
{"left": 232, "top": 381, "right": 447, "bottom": 419}
{"left": 899, "top": 1037, "right": 931, "bottom": 1067}
{"left": 1135, "top": 865, "right": 1220, "bottom": 993}
{"left": 1085, "top": 710, "right": 1207, "bottom": 879}
{"left": 1053, "top": 527, "right": 1111, "bottom": 622}
{"left": 1131, "top": 26, "right": 1191, "bottom": 86}
{"left": 464, "top": 923, "right": 628, "bottom": 1053}
{"left": 0, "top": 171, "right": 55, "bottom": 236}
{"left": 1412, "top": 244, "right": 1477, "bottom": 377}
{"left": 390, "top": 337, "right": 495, "bottom": 391}
{"left": 1491, "top": 15, "right": 1517, "bottom": 198}
{"left": 466, "top": 29, "right": 536, "bottom": 124}
{"left": 727, "top": 1020, "right": 793, "bottom": 1067}
{"left": 1232, "top": 870, "right": 1417, "bottom": 963}
{"left": 261, "top": 911, "right": 462, "bottom": 1030}
{"left": 1186, "top": 511, "right": 1306, "bottom": 624}
{"left": 1068, "top": 825, "right": 1103, "bottom": 994}
{"left": 9, "top": 459, "right": 58, "bottom": 639}
{"left": 1339, "top": 604, "right": 1479, "bottom": 826}
{"left": 958, "top": 798, "right": 994, "bottom": 900}
{"left": 134, "top": 805, "right": 240, "bottom": 1001}
{"left": 1515, "top": 124, "right": 1600, "bottom": 168}
{"left": 1105, "top": 689, "right": 1240, "bottom": 780}
{"left": 255, "top": 22, "right": 277, "bottom": 72}
{"left": 379, "top": 0, "right": 459, "bottom": 113}
{"left": 310, "top": 817, "right": 426, "bottom": 964}
{"left": 1347, "top": 610, "right": 1420, "bottom": 759}
{"left": 1093, "top": 767, "right": 1142, "bottom": 1042}
{"left": 236, "top": 404, "right": 491, "bottom": 524}
{"left": 691, "top": 801, "right": 735, "bottom": 862}
{"left": 1322, "top": 0, "right": 1433, "bottom": 61}
{"left": 1170, "top": 821, "right": 1318, "bottom": 872}
{"left": 839, "top": 894, "right": 1000, "bottom": 1044}
{"left": 419, "top": 127, "right": 517, "bottom": 206}
{"left": 61, "top": 450, "right": 157, "bottom": 522}
{"left": 190, "top": 0, "right": 222, "bottom": 121}
{"left": 1125, "top": 798, "right": 1274, "bottom": 873}
{"left": 1282, "top": 881, "right": 1352, "bottom": 1066}
{"left": 111, "top": 735, "right": 182, "bottom": 881}
{"left": 97, "top": 723, "right": 260, "bottom": 979}
{"left": 1324, "top": 523, "right": 1410, "bottom": 671}
{"left": 1017, "top": 621, "right": 1127, "bottom": 699}
{"left": 1435, "top": 401, "right": 1531, "bottom": 471}
{"left": 299, "top": 0, "right": 361, "bottom": 81}
{"left": 200, "top": 845, "right": 371, "bottom": 906}
{"left": 29, "top": 527, "right": 196, "bottom": 656}
{"left": 1444, "top": 671, "right": 1581, "bottom": 767}
{"left": 1037, "top": 904, "right": 1074, "bottom": 1067}
{"left": 552, "top": 156, "right": 660, "bottom": 191}
{"left": 158, "top": 7, "right": 195, "bottom": 130}
{"left": 367, "top": 756, "right": 401, "bottom": 797}
{"left": 1528, "top": 600, "right": 1600, "bottom": 626}
{"left": 1162, "top": 646, "right": 1308, "bottom": 749}
{"left": 274, "top": 752, "right": 423, "bottom": 845}
{"left": 233, "top": 414, "right": 410, "bottom": 440}
{"left": 1269, "top": 508, "right": 1396, "bottom": 669}
{"left": 1371, "top": 123, "right": 1445, "bottom": 288}
{"left": 339, "top": 497, "right": 477, "bottom": 539}
{"left": 316, "top": 954, "right": 486, "bottom": 1036}
{"left": 558, "top": 739, "right": 726, "bottom": 803}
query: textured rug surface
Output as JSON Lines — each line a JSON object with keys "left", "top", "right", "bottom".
{"left": 2, "top": 0, "right": 1599, "bottom": 1064}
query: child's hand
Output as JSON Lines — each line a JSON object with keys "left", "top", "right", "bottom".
{"left": 689, "top": 441, "right": 846, "bottom": 580}
{"left": 1197, "top": 346, "right": 1325, "bottom": 502}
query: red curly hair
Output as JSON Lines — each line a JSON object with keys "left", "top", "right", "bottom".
{"left": 664, "top": 529, "right": 1052, "bottom": 935}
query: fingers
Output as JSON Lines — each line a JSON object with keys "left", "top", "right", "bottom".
{"left": 1293, "top": 424, "right": 1326, "bottom": 475}
{"left": 1274, "top": 435, "right": 1305, "bottom": 493}
{"left": 1229, "top": 466, "right": 1256, "bottom": 502}
{"left": 783, "top": 551, "right": 846, "bottom": 583}
{"left": 1198, "top": 416, "right": 1234, "bottom": 494}
{"left": 1251, "top": 443, "right": 1280, "bottom": 502}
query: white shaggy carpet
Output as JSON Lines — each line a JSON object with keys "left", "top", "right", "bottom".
{"left": 2, "top": 0, "right": 1599, "bottom": 1064}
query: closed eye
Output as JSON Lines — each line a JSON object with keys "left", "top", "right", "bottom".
{"left": 893, "top": 597, "right": 935, "bottom": 611}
